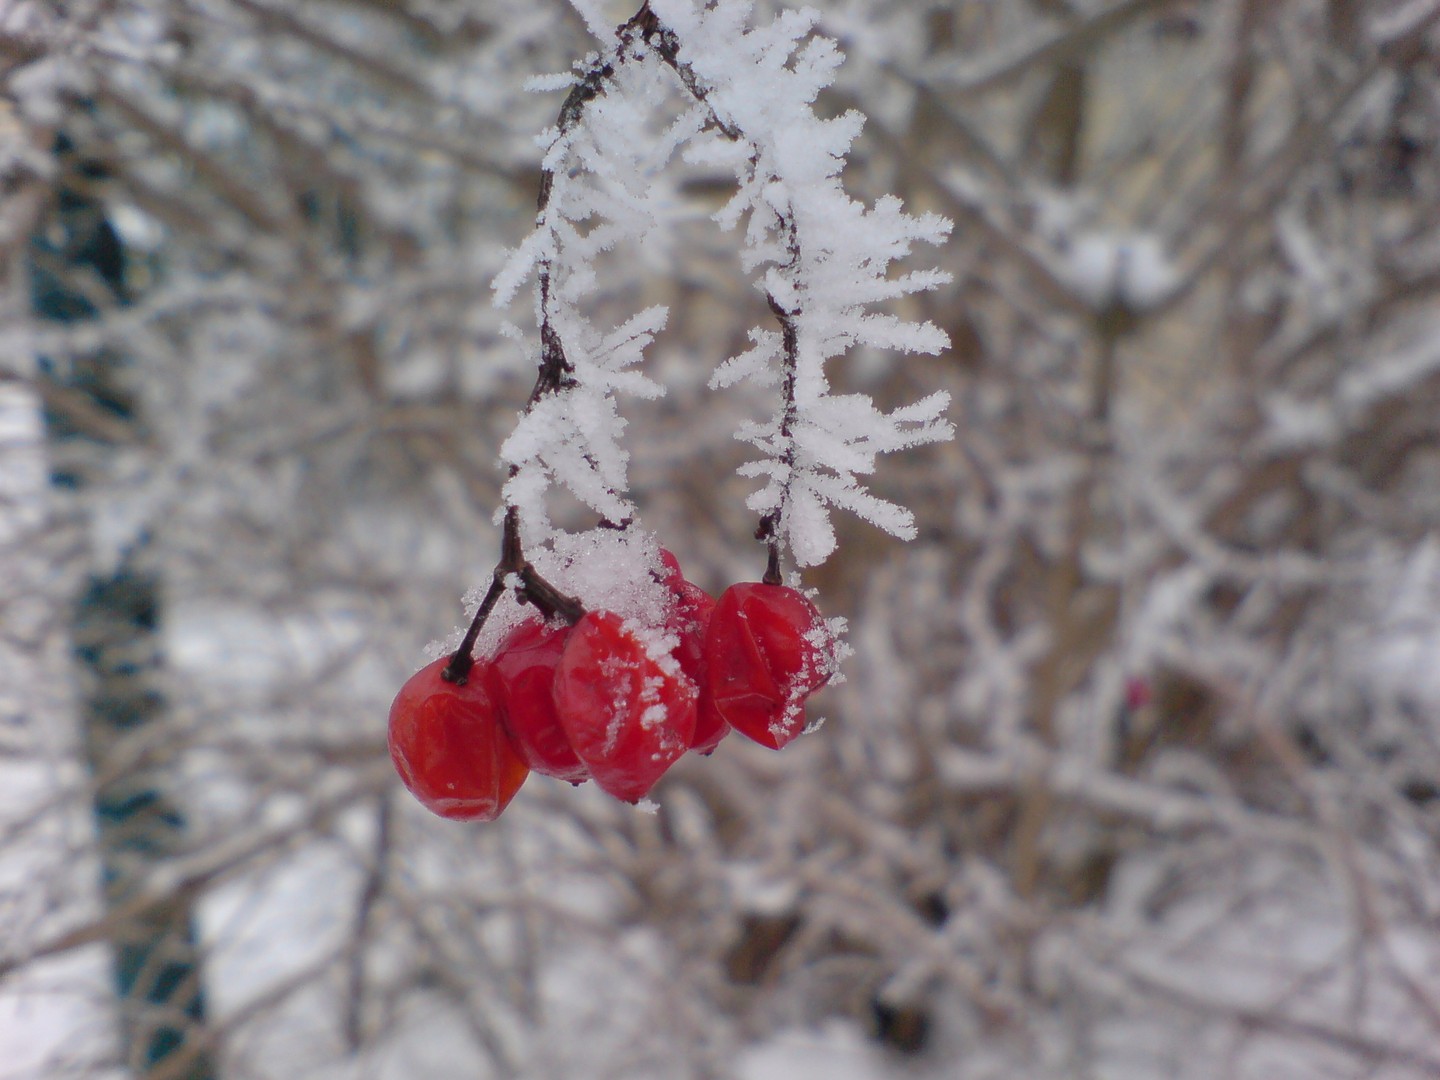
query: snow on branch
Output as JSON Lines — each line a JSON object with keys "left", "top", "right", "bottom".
{"left": 491, "top": 0, "right": 953, "bottom": 572}
{"left": 654, "top": 0, "right": 954, "bottom": 566}
{"left": 492, "top": 31, "right": 683, "bottom": 538}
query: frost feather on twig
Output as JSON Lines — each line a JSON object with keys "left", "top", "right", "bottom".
{"left": 492, "top": 0, "right": 953, "bottom": 569}
{"left": 654, "top": 0, "right": 954, "bottom": 564}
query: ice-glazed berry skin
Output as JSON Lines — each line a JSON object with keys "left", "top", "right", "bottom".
{"left": 388, "top": 656, "right": 530, "bottom": 820}
{"left": 489, "top": 620, "right": 590, "bottom": 784}
{"left": 658, "top": 550, "right": 726, "bottom": 754}
{"left": 700, "top": 582, "right": 832, "bottom": 751}
{"left": 553, "top": 609, "right": 697, "bottom": 802}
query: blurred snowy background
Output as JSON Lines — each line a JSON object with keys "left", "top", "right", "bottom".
{"left": 3, "top": 0, "right": 1440, "bottom": 1077}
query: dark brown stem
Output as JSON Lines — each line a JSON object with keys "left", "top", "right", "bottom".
{"left": 762, "top": 541, "right": 782, "bottom": 586}
{"left": 530, "top": 51, "right": 614, "bottom": 405}
{"left": 442, "top": 508, "right": 585, "bottom": 684}
{"left": 755, "top": 227, "right": 802, "bottom": 583}
{"left": 442, "top": 575, "right": 507, "bottom": 684}
{"left": 515, "top": 563, "right": 586, "bottom": 624}
{"left": 632, "top": 6, "right": 744, "bottom": 143}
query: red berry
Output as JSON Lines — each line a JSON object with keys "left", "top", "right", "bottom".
{"left": 657, "top": 548, "right": 686, "bottom": 592}
{"left": 553, "top": 610, "right": 697, "bottom": 803}
{"left": 489, "top": 620, "right": 590, "bottom": 784}
{"left": 388, "top": 656, "right": 529, "bottom": 820}
{"left": 701, "top": 582, "right": 832, "bottom": 750}
{"left": 658, "top": 551, "right": 725, "bottom": 754}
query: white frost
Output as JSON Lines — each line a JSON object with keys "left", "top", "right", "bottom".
{"left": 493, "top": 0, "right": 953, "bottom": 570}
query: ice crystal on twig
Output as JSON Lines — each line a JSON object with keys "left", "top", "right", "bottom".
{"left": 492, "top": 0, "right": 953, "bottom": 571}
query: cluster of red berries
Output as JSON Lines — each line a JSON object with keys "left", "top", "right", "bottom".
{"left": 387, "top": 551, "right": 834, "bottom": 821}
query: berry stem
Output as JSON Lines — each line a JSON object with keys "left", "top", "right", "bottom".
{"left": 763, "top": 541, "right": 782, "bottom": 587}
{"left": 443, "top": 574, "right": 505, "bottom": 684}
{"left": 443, "top": 507, "right": 585, "bottom": 684}
{"left": 515, "top": 561, "right": 586, "bottom": 625}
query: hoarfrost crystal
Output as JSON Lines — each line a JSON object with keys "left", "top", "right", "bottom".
{"left": 493, "top": 0, "right": 953, "bottom": 573}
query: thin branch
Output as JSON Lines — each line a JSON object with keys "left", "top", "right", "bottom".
{"left": 936, "top": 0, "right": 1185, "bottom": 98}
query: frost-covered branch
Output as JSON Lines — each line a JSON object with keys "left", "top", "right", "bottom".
{"left": 492, "top": 0, "right": 954, "bottom": 578}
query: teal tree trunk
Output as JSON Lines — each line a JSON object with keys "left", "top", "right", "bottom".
{"left": 30, "top": 136, "right": 215, "bottom": 1080}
